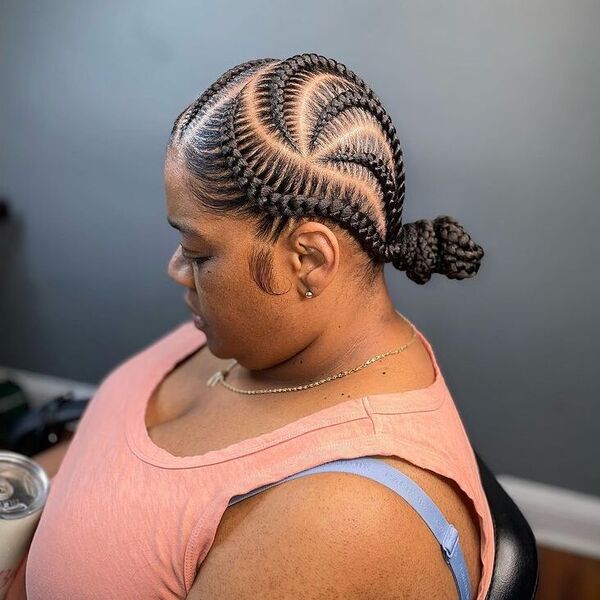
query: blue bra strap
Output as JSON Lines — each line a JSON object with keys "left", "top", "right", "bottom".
{"left": 228, "top": 456, "right": 471, "bottom": 600}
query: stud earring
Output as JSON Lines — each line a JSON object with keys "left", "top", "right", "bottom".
{"left": 305, "top": 289, "right": 314, "bottom": 298}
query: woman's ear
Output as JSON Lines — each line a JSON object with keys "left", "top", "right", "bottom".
{"left": 288, "top": 222, "right": 340, "bottom": 297}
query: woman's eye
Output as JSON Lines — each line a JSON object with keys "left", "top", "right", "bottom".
{"left": 183, "top": 253, "right": 210, "bottom": 265}
{"left": 180, "top": 245, "right": 210, "bottom": 266}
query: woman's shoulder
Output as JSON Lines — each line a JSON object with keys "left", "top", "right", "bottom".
{"left": 372, "top": 454, "right": 482, "bottom": 592}
{"left": 195, "top": 452, "right": 481, "bottom": 599}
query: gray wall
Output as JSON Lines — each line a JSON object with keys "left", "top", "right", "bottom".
{"left": 1, "top": 1, "right": 598, "bottom": 496}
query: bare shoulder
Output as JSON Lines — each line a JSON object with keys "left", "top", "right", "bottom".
{"left": 187, "top": 455, "right": 481, "bottom": 599}
{"left": 373, "top": 455, "right": 482, "bottom": 595}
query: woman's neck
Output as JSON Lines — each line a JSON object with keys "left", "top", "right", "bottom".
{"left": 228, "top": 300, "right": 414, "bottom": 393}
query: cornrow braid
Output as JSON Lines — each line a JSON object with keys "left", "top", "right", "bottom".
{"left": 170, "top": 57, "right": 277, "bottom": 143}
{"left": 266, "top": 53, "right": 406, "bottom": 245}
{"left": 168, "top": 52, "right": 484, "bottom": 289}
{"left": 219, "top": 95, "right": 390, "bottom": 262}
{"left": 325, "top": 151, "right": 397, "bottom": 214}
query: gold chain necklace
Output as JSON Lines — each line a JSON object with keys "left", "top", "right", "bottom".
{"left": 206, "top": 314, "right": 418, "bottom": 395}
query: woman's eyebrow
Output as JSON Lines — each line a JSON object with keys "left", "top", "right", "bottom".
{"left": 167, "top": 216, "right": 206, "bottom": 238}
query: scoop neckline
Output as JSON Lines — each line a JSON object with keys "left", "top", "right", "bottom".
{"left": 126, "top": 311, "right": 446, "bottom": 468}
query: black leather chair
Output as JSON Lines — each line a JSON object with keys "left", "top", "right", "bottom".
{"left": 475, "top": 451, "right": 539, "bottom": 599}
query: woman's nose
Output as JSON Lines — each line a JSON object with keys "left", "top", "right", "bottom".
{"left": 167, "top": 246, "right": 195, "bottom": 288}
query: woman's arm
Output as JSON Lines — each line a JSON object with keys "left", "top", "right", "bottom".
{"left": 30, "top": 432, "right": 74, "bottom": 480}
{"left": 3, "top": 434, "right": 75, "bottom": 599}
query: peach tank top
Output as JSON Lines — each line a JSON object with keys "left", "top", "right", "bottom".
{"left": 9, "top": 317, "right": 493, "bottom": 599}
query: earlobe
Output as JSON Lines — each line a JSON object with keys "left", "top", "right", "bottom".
{"left": 296, "top": 247, "right": 321, "bottom": 299}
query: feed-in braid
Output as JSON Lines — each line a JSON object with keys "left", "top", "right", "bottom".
{"left": 267, "top": 54, "right": 406, "bottom": 245}
{"left": 219, "top": 94, "right": 389, "bottom": 262}
{"left": 171, "top": 58, "right": 277, "bottom": 143}
{"left": 168, "top": 52, "right": 484, "bottom": 288}
{"left": 326, "top": 151, "right": 397, "bottom": 214}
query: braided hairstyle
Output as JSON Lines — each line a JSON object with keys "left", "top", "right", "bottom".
{"left": 167, "top": 53, "right": 484, "bottom": 288}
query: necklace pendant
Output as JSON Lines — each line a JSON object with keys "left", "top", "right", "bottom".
{"left": 206, "top": 371, "right": 224, "bottom": 387}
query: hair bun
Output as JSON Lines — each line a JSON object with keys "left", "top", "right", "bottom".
{"left": 388, "top": 215, "right": 484, "bottom": 284}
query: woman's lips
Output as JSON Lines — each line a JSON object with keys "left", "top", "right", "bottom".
{"left": 188, "top": 305, "right": 205, "bottom": 328}
{"left": 184, "top": 297, "right": 205, "bottom": 328}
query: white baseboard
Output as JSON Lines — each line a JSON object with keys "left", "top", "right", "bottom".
{"left": 498, "top": 474, "right": 600, "bottom": 560}
{"left": 0, "top": 366, "right": 98, "bottom": 408}
{"left": 3, "top": 366, "right": 600, "bottom": 559}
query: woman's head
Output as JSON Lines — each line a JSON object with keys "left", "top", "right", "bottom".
{"left": 164, "top": 53, "right": 484, "bottom": 360}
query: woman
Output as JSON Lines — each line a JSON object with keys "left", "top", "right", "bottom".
{"left": 21, "top": 53, "right": 491, "bottom": 599}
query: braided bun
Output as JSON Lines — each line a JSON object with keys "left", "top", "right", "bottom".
{"left": 388, "top": 215, "right": 484, "bottom": 284}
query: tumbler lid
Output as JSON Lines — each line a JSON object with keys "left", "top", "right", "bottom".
{"left": 0, "top": 451, "right": 49, "bottom": 520}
